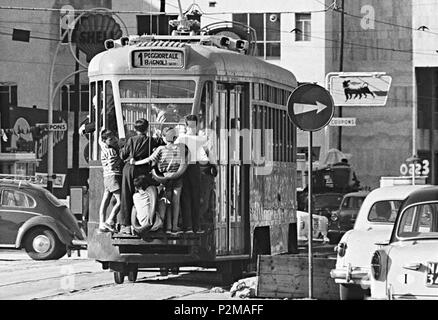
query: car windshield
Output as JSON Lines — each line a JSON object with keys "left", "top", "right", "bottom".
{"left": 315, "top": 194, "right": 343, "bottom": 209}
{"left": 341, "top": 196, "right": 365, "bottom": 210}
{"left": 397, "top": 203, "right": 438, "bottom": 239}
{"left": 368, "top": 200, "right": 401, "bottom": 223}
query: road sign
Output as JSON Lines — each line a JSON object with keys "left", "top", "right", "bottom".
{"left": 48, "top": 123, "right": 67, "bottom": 131}
{"left": 329, "top": 117, "right": 356, "bottom": 127}
{"left": 326, "top": 72, "right": 392, "bottom": 106}
{"left": 287, "top": 83, "right": 335, "bottom": 132}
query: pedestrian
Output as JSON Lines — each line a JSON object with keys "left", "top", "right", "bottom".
{"left": 118, "top": 118, "right": 162, "bottom": 235}
{"left": 131, "top": 127, "right": 188, "bottom": 235}
{"left": 98, "top": 128, "right": 123, "bottom": 232}
{"left": 175, "top": 115, "right": 209, "bottom": 234}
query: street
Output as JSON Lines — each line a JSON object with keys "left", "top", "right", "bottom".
{"left": 0, "top": 249, "right": 239, "bottom": 300}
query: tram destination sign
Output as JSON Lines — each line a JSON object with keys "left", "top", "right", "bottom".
{"left": 132, "top": 50, "right": 184, "bottom": 68}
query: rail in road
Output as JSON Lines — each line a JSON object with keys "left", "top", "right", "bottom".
{"left": 0, "top": 250, "right": 237, "bottom": 300}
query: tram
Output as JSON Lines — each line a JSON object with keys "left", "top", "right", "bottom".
{"left": 86, "top": 20, "right": 299, "bottom": 284}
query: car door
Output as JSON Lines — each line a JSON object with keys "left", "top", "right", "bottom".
{"left": 387, "top": 204, "right": 438, "bottom": 299}
{"left": 0, "top": 188, "right": 38, "bottom": 246}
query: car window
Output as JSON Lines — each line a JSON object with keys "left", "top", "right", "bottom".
{"left": 398, "top": 203, "right": 438, "bottom": 239}
{"left": 368, "top": 200, "right": 401, "bottom": 223}
{"left": 0, "top": 189, "right": 36, "bottom": 208}
{"left": 341, "top": 196, "right": 365, "bottom": 210}
{"left": 315, "top": 195, "right": 343, "bottom": 209}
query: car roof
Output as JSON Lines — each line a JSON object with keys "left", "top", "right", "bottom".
{"left": 342, "top": 191, "right": 370, "bottom": 198}
{"left": 401, "top": 186, "right": 438, "bottom": 207}
{"left": 366, "top": 184, "right": 431, "bottom": 201}
{"left": 0, "top": 180, "right": 46, "bottom": 193}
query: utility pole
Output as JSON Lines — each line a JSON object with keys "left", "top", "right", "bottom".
{"left": 338, "top": 0, "right": 345, "bottom": 151}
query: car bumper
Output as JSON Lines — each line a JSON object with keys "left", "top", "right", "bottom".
{"left": 330, "top": 265, "right": 370, "bottom": 286}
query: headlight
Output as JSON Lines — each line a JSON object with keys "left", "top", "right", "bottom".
{"left": 336, "top": 242, "right": 347, "bottom": 257}
{"left": 371, "top": 251, "right": 382, "bottom": 280}
{"left": 331, "top": 213, "right": 339, "bottom": 222}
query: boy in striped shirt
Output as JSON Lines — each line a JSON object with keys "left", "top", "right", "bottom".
{"left": 98, "top": 129, "right": 123, "bottom": 232}
{"left": 132, "top": 127, "right": 187, "bottom": 234}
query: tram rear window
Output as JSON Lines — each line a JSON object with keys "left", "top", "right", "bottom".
{"left": 119, "top": 80, "right": 196, "bottom": 99}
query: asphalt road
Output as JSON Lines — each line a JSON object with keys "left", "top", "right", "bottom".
{"left": 0, "top": 249, "right": 241, "bottom": 300}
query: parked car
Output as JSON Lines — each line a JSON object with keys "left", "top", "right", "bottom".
{"left": 0, "top": 180, "right": 86, "bottom": 260}
{"left": 300, "top": 192, "right": 344, "bottom": 220}
{"left": 330, "top": 184, "right": 430, "bottom": 300}
{"left": 296, "top": 210, "right": 329, "bottom": 245}
{"left": 328, "top": 191, "right": 369, "bottom": 244}
{"left": 370, "top": 186, "right": 438, "bottom": 299}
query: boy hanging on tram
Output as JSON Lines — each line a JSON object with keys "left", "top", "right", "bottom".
{"left": 98, "top": 128, "right": 123, "bottom": 232}
{"left": 118, "top": 119, "right": 163, "bottom": 235}
{"left": 131, "top": 127, "right": 189, "bottom": 235}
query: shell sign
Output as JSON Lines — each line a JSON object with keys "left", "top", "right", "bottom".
{"left": 74, "top": 13, "right": 123, "bottom": 62}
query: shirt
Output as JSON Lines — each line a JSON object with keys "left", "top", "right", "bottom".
{"left": 148, "top": 143, "right": 186, "bottom": 175}
{"left": 99, "top": 140, "right": 122, "bottom": 176}
{"left": 175, "top": 133, "right": 209, "bottom": 163}
{"left": 119, "top": 133, "right": 162, "bottom": 163}
{"left": 133, "top": 191, "right": 153, "bottom": 227}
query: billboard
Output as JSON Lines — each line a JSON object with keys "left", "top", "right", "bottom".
{"left": 326, "top": 72, "right": 392, "bottom": 107}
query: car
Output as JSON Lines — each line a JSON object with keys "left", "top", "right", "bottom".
{"left": 296, "top": 210, "right": 329, "bottom": 245}
{"left": 0, "top": 180, "right": 85, "bottom": 260}
{"left": 328, "top": 191, "right": 369, "bottom": 244}
{"left": 330, "top": 184, "right": 430, "bottom": 300}
{"left": 370, "top": 186, "right": 438, "bottom": 299}
{"left": 300, "top": 192, "right": 344, "bottom": 220}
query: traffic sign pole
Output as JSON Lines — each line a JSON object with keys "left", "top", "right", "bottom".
{"left": 308, "top": 131, "right": 313, "bottom": 299}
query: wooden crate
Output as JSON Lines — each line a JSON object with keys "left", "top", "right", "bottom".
{"left": 256, "top": 254, "right": 338, "bottom": 300}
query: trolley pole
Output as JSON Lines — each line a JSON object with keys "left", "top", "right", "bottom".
{"left": 308, "top": 131, "right": 313, "bottom": 299}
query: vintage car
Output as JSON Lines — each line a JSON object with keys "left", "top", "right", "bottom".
{"left": 328, "top": 191, "right": 369, "bottom": 244}
{"left": 296, "top": 210, "right": 329, "bottom": 244}
{"left": 330, "top": 184, "right": 430, "bottom": 300}
{"left": 370, "top": 186, "right": 438, "bottom": 299}
{"left": 300, "top": 192, "right": 344, "bottom": 220}
{"left": 0, "top": 180, "right": 85, "bottom": 260}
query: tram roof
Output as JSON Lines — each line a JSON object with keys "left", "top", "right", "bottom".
{"left": 88, "top": 42, "right": 297, "bottom": 87}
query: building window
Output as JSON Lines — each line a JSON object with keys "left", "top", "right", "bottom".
{"left": 61, "top": 84, "right": 89, "bottom": 112}
{"left": 137, "top": 14, "right": 179, "bottom": 35}
{"left": 233, "top": 13, "right": 281, "bottom": 59}
{"left": 0, "top": 84, "right": 17, "bottom": 107}
{"left": 295, "top": 13, "right": 311, "bottom": 41}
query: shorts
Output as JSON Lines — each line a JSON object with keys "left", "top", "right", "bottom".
{"left": 104, "top": 174, "right": 122, "bottom": 193}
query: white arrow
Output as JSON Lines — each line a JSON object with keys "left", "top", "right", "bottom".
{"left": 293, "top": 101, "right": 327, "bottom": 115}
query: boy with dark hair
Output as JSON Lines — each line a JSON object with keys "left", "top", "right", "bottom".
{"left": 175, "top": 114, "right": 210, "bottom": 234}
{"left": 118, "top": 118, "right": 162, "bottom": 235}
{"left": 132, "top": 127, "right": 188, "bottom": 235}
{"left": 98, "top": 129, "right": 123, "bottom": 232}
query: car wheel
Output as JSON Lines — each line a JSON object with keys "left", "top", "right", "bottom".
{"left": 24, "top": 227, "right": 64, "bottom": 261}
{"left": 339, "top": 284, "right": 366, "bottom": 300}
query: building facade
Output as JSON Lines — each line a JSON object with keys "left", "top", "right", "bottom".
{"left": 1, "top": 0, "right": 438, "bottom": 191}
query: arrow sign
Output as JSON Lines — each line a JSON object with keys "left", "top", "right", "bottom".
{"left": 293, "top": 101, "right": 327, "bottom": 115}
{"left": 287, "top": 84, "right": 334, "bottom": 132}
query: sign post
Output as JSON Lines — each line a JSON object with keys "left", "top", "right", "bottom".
{"left": 287, "top": 83, "right": 334, "bottom": 299}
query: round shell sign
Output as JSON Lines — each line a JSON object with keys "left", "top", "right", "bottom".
{"left": 287, "top": 84, "right": 335, "bottom": 132}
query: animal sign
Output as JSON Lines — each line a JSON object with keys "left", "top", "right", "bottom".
{"left": 327, "top": 73, "right": 392, "bottom": 106}
{"left": 343, "top": 80, "right": 375, "bottom": 101}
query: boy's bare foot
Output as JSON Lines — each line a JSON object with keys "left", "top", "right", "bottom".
{"left": 119, "top": 225, "right": 132, "bottom": 235}
{"left": 99, "top": 222, "right": 115, "bottom": 233}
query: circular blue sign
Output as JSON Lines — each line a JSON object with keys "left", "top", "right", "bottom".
{"left": 287, "top": 84, "right": 335, "bottom": 131}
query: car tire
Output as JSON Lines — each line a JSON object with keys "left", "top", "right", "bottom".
{"left": 23, "top": 227, "right": 64, "bottom": 261}
{"left": 114, "top": 271, "right": 125, "bottom": 284}
{"left": 339, "top": 284, "right": 366, "bottom": 300}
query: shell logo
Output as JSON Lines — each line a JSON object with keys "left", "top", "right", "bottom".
{"left": 74, "top": 14, "right": 123, "bottom": 62}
